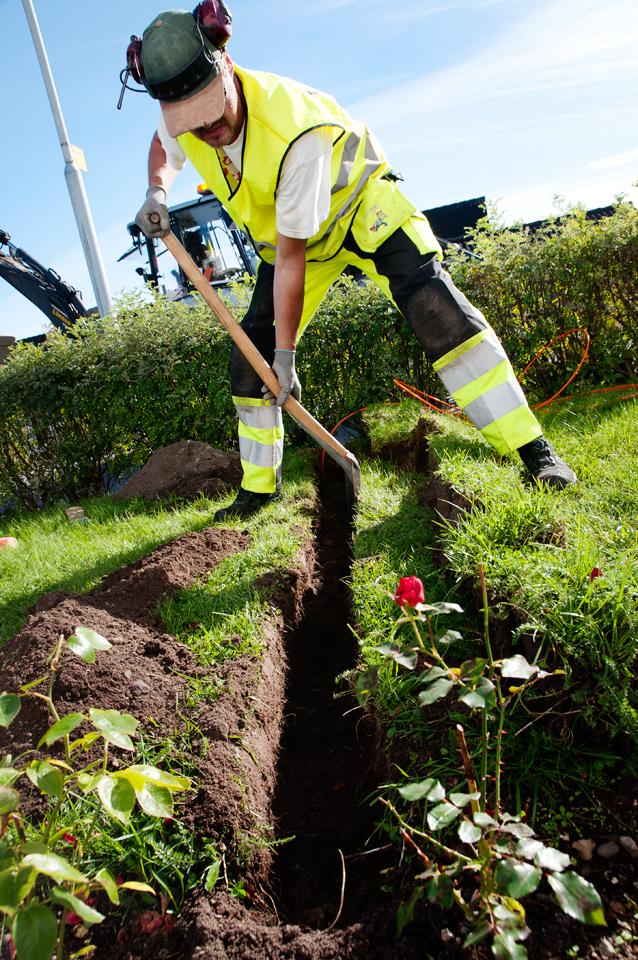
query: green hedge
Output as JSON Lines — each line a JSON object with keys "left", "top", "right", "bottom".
{"left": 446, "top": 200, "right": 638, "bottom": 396}
{"left": 0, "top": 282, "right": 420, "bottom": 507}
{"left": 2, "top": 200, "right": 636, "bottom": 508}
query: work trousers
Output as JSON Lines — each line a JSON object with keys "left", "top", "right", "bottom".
{"left": 231, "top": 214, "right": 542, "bottom": 494}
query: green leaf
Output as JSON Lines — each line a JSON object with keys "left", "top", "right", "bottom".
{"left": 26, "top": 761, "right": 64, "bottom": 798}
{"left": 19, "top": 676, "right": 47, "bottom": 693}
{"left": 12, "top": 903, "right": 57, "bottom": 960}
{"left": 0, "top": 785, "right": 19, "bottom": 814}
{"left": 135, "top": 783, "right": 173, "bottom": 818}
{"left": 421, "top": 601, "right": 463, "bottom": 615}
{"left": 458, "top": 819, "right": 481, "bottom": 843}
{"left": 354, "top": 665, "right": 379, "bottom": 705}
{"left": 459, "top": 658, "right": 487, "bottom": 681}
{"left": 21, "top": 852, "right": 88, "bottom": 884}
{"left": 76, "top": 773, "right": 100, "bottom": 794}
{"left": 67, "top": 627, "right": 111, "bottom": 663}
{"left": 459, "top": 676, "right": 496, "bottom": 709}
{"left": 474, "top": 811, "right": 498, "bottom": 829}
{"left": 501, "top": 821, "right": 535, "bottom": 839}
{"left": 436, "top": 629, "right": 463, "bottom": 646}
{"left": 376, "top": 644, "right": 417, "bottom": 670}
{"left": 492, "top": 932, "right": 528, "bottom": 960}
{"left": 69, "top": 731, "right": 101, "bottom": 754}
{"left": 418, "top": 678, "right": 454, "bottom": 705}
{"left": 51, "top": 887, "right": 104, "bottom": 925}
{"left": 396, "top": 884, "right": 424, "bottom": 935}
{"left": 398, "top": 778, "right": 445, "bottom": 803}
{"left": 37, "top": 712, "right": 84, "bottom": 748}
{"left": 449, "top": 791, "right": 480, "bottom": 808}
{"left": 427, "top": 802, "right": 461, "bottom": 831}
{"left": 204, "top": 861, "right": 221, "bottom": 892}
{"left": 463, "top": 924, "right": 491, "bottom": 947}
{"left": 0, "top": 694, "right": 21, "bottom": 728}
{"left": 417, "top": 666, "right": 449, "bottom": 685}
{"left": 0, "top": 768, "right": 21, "bottom": 787}
{"left": 500, "top": 655, "right": 538, "bottom": 679}
{"left": 97, "top": 774, "right": 136, "bottom": 824}
{"left": 516, "top": 837, "right": 543, "bottom": 861}
{"left": 495, "top": 860, "right": 542, "bottom": 898}
{"left": 114, "top": 764, "right": 189, "bottom": 793}
{"left": 547, "top": 871, "right": 606, "bottom": 925}
{"left": 89, "top": 709, "right": 138, "bottom": 751}
{"left": 0, "top": 867, "right": 36, "bottom": 914}
{"left": 533, "top": 845, "right": 571, "bottom": 872}
{"left": 96, "top": 868, "right": 120, "bottom": 905}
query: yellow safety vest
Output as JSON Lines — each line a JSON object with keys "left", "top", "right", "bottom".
{"left": 177, "top": 66, "right": 422, "bottom": 262}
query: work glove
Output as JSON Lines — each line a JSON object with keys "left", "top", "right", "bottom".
{"left": 262, "top": 348, "right": 301, "bottom": 407}
{"left": 135, "top": 186, "right": 170, "bottom": 238}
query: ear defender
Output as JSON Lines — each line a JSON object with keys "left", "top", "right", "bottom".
{"left": 117, "top": 2, "right": 232, "bottom": 110}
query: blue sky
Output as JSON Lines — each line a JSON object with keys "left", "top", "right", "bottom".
{"left": 1, "top": 0, "right": 637, "bottom": 339}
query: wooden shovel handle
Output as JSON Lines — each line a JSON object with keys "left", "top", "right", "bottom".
{"left": 161, "top": 231, "right": 355, "bottom": 464}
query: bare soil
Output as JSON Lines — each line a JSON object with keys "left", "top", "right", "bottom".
{"left": 0, "top": 431, "right": 636, "bottom": 959}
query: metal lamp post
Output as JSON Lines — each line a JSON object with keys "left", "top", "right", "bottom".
{"left": 21, "top": 0, "right": 112, "bottom": 316}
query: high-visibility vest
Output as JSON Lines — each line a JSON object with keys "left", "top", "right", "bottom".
{"left": 177, "top": 66, "right": 419, "bottom": 262}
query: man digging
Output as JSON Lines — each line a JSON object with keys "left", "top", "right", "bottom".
{"left": 128, "top": 2, "right": 576, "bottom": 521}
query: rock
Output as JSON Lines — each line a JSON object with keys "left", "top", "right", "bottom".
{"left": 598, "top": 938, "right": 617, "bottom": 958}
{"left": 619, "top": 835, "right": 638, "bottom": 858}
{"left": 572, "top": 838, "right": 595, "bottom": 861}
{"left": 597, "top": 841, "right": 620, "bottom": 859}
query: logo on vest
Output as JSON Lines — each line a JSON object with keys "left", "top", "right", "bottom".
{"left": 365, "top": 206, "right": 389, "bottom": 234}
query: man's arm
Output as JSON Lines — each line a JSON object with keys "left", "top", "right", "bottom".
{"left": 274, "top": 233, "right": 307, "bottom": 349}
{"left": 148, "top": 131, "right": 180, "bottom": 193}
{"left": 261, "top": 233, "right": 306, "bottom": 406}
{"left": 136, "top": 132, "right": 184, "bottom": 238}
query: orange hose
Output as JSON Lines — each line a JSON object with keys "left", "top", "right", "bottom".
{"left": 321, "top": 326, "right": 636, "bottom": 474}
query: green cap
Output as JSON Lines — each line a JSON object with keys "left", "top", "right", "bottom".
{"left": 141, "top": 10, "right": 222, "bottom": 103}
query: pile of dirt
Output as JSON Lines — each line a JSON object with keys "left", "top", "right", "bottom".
{"left": 114, "top": 440, "right": 242, "bottom": 501}
{"left": 0, "top": 528, "right": 249, "bottom": 757}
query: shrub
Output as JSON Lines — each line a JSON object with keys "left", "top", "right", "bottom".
{"left": 446, "top": 199, "right": 638, "bottom": 399}
{"left": 0, "top": 281, "right": 425, "bottom": 508}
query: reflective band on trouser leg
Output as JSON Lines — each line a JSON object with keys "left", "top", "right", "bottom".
{"left": 234, "top": 397, "right": 284, "bottom": 493}
{"left": 434, "top": 330, "right": 543, "bottom": 455}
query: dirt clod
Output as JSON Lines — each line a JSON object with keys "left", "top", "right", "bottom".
{"left": 115, "top": 440, "right": 242, "bottom": 501}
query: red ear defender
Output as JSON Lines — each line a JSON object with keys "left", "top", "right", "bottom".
{"left": 126, "top": 36, "right": 145, "bottom": 85}
{"left": 195, "top": 0, "right": 233, "bottom": 47}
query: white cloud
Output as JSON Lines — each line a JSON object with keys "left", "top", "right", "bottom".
{"left": 348, "top": 0, "right": 638, "bottom": 126}
{"left": 588, "top": 149, "right": 638, "bottom": 171}
{"left": 343, "top": 0, "right": 638, "bottom": 219}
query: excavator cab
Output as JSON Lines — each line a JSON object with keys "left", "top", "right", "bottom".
{"left": 120, "top": 189, "right": 257, "bottom": 297}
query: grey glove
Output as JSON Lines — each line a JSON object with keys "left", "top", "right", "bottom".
{"left": 262, "top": 348, "right": 301, "bottom": 406}
{"left": 135, "top": 186, "right": 170, "bottom": 238}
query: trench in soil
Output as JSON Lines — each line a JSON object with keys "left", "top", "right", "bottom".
{"left": 270, "top": 471, "right": 383, "bottom": 928}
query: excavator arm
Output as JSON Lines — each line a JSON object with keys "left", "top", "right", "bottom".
{"left": 0, "top": 229, "right": 88, "bottom": 332}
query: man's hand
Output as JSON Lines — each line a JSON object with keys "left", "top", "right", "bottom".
{"left": 262, "top": 348, "right": 301, "bottom": 406}
{"left": 135, "top": 186, "right": 170, "bottom": 238}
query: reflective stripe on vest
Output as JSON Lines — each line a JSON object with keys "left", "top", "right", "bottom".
{"left": 177, "top": 66, "right": 392, "bottom": 263}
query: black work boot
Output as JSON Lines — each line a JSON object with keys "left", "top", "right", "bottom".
{"left": 518, "top": 436, "right": 577, "bottom": 489}
{"left": 213, "top": 487, "right": 280, "bottom": 522}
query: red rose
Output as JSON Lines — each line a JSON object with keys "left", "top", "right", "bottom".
{"left": 394, "top": 576, "right": 425, "bottom": 608}
{"left": 589, "top": 567, "right": 603, "bottom": 581}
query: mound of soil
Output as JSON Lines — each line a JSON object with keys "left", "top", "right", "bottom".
{"left": 0, "top": 528, "right": 249, "bottom": 757}
{"left": 114, "top": 440, "right": 242, "bottom": 501}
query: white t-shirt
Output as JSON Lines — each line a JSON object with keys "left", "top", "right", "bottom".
{"left": 156, "top": 112, "right": 333, "bottom": 239}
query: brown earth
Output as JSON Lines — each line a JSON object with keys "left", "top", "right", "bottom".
{"left": 114, "top": 440, "right": 242, "bottom": 501}
{"left": 1, "top": 425, "right": 636, "bottom": 960}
